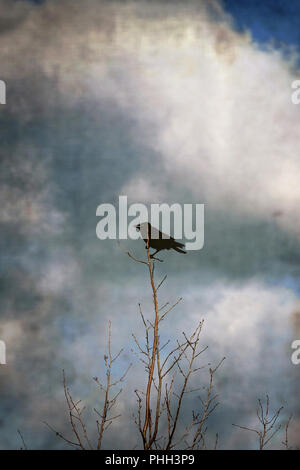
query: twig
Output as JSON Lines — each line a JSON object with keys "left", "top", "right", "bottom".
{"left": 17, "top": 429, "right": 28, "bottom": 450}
{"left": 233, "top": 395, "right": 283, "bottom": 450}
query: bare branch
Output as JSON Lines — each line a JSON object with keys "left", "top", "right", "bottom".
{"left": 17, "top": 429, "right": 28, "bottom": 450}
{"left": 233, "top": 395, "right": 284, "bottom": 450}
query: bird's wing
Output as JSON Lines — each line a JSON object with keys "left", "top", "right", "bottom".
{"left": 152, "top": 226, "right": 167, "bottom": 239}
{"left": 173, "top": 239, "right": 185, "bottom": 248}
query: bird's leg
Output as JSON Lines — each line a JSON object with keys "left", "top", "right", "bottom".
{"left": 150, "top": 249, "right": 159, "bottom": 257}
{"left": 150, "top": 249, "right": 164, "bottom": 262}
{"left": 151, "top": 255, "right": 164, "bottom": 262}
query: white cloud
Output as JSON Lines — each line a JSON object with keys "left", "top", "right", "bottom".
{"left": 121, "top": 175, "right": 167, "bottom": 203}
{"left": 1, "top": 0, "right": 300, "bottom": 449}
{"left": 37, "top": 255, "right": 80, "bottom": 295}
{"left": 124, "top": 19, "right": 300, "bottom": 238}
{"left": 2, "top": 0, "right": 300, "bottom": 241}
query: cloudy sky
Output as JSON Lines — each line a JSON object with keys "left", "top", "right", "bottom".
{"left": 0, "top": 0, "right": 300, "bottom": 450}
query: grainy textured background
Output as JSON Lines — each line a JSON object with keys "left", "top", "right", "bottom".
{"left": 0, "top": 0, "right": 300, "bottom": 449}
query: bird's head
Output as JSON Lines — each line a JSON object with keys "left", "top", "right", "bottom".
{"left": 135, "top": 222, "right": 150, "bottom": 237}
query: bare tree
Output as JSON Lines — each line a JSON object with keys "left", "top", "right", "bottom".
{"left": 42, "top": 236, "right": 294, "bottom": 451}
{"left": 232, "top": 394, "right": 285, "bottom": 449}
{"left": 118, "top": 238, "right": 224, "bottom": 450}
{"left": 44, "top": 321, "right": 131, "bottom": 449}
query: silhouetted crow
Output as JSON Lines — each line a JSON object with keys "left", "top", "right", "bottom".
{"left": 136, "top": 222, "right": 186, "bottom": 261}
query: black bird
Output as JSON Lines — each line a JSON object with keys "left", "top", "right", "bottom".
{"left": 136, "top": 222, "right": 186, "bottom": 261}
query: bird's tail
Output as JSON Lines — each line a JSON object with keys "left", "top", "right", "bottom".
{"left": 173, "top": 244, "right": 186, "bottom": 254}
